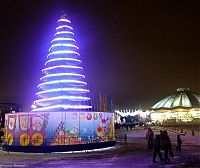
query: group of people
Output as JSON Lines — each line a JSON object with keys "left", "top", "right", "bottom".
{"left": 146, "top": 128, "right": 182, "bottom": 164}
{"left": 114, "top": 122, "right": 136, "bottom": 130}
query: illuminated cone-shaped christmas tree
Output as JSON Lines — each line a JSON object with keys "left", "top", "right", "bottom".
{"left": 32, "top": 14, "right": 92, "bottom": 112}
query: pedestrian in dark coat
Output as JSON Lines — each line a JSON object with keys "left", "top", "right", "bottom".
{"left": 146, "top": 128, "right": 154, "bottom": 150}
{"left": 0, "top": 130, "right": 4, "bottom": 145}
{"left": 153, "top": 134, "right": 163, "bottom": 163}
{"left": 176, "top": 134, "right": 182, "bottom": 152}
{"left": 124, "top": 134, "right": 127, "bottom": 145}
{"left": 160, "top": 130, "right": 172, "bottom": 164}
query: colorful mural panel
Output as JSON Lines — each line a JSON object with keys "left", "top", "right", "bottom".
{"left": 4, "top": 111, "right": 115, "bottom": 147}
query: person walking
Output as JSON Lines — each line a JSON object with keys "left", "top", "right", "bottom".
{"left": 176, "top": 134, "right": 182, "bottom": 152}
{"left": 160, "top": 130, "right": 163, "bottom": 137}
{"left": 124, "top": 133, "right": 127, "bottom": 145}
{"left": 153, "top": 134, "right": 163, "bottom": 163}
{"left": 146, "top": 128, "right": 154, "bottom": 150}
{"left": 160, "top": 130, "right": 172, "bottom": 164}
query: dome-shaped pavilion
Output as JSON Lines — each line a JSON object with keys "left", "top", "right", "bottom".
{"left": 151, "top": 88, "right": 200, "bottom": 122}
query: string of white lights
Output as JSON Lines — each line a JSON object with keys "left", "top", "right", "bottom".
{"left": 51, "top": 37, "right": 76, "bottom": 43}
{"left": 36, "top": 88, "right": 89, "bottom": 95}
{"left": 57, "top": 18, "right": 71, "bottom": 23}
{"left": 54, "top": 31, "right": 74, "bottom": 36}
{"left": 34, "top": 16, "right": 91, "bottom": 111}
{"left": 56, "top": 25, "right": 73, "bottom": 30}
{"left": 38, "top": 80, "right": 87, "bottom": 88}
{"left": 40, "top": 73, "right": 85, "bottom": 81}
{"left": 47, "top": 50, "right": 80, "bottom": 58}
{"left": 32, "top": 104, "right": 92, "bottom": 112}
{"left": 49, "top": 44, "right": 78, "bottom": 52}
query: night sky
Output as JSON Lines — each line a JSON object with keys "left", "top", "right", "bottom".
{"left": 0, "top": 0, "right": 199, "bottom": 110}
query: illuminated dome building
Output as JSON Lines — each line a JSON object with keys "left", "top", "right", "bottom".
{"left": 151, "top": 88, "right": 200, "bottom": 122}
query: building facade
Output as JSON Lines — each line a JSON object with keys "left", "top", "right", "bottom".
{"left": 151, "top": 88, "right": 200, "bottom": 123}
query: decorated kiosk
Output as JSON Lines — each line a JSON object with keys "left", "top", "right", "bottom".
{"left": 3, "top": 14, "right": 115, "bottom": 152}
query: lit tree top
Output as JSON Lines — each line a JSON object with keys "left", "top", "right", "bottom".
{"left": 32, "top": 14, "right": 92, "bottom": 112}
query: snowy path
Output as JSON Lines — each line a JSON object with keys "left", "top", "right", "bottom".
{"left": 0, "top": 127, "right": 199, "bottom": 168}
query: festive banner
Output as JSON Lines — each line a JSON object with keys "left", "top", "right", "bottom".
{"left": 5, "top": 111, "right": 115, "bottom": 147}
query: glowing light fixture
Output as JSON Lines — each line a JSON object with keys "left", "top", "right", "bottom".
{"left": 38, "top": 80, "right": 87, "bottom": 88}
{"left": 51, "top": 38, "right": 75, "bottom": 43}
{"left": 56, "top": 25, "right": 73, "bottom": 30}
{"left": 41, "top": 73, "right": 85, "bottom": 80}
{"left": 45, "top": 58, "right": 81, "bottom": 65}
{"left": 32, "top": 104, "right": 92, "bottom": 112}
{"left": 47, "top": 50, "right": 80, "bottom": 57}
{"left": 42, "top": 65, "right": 83, "bottom": 73}
{"left": 33, "top": 14, "right": 92, "bottom": 112}
{"left": 49, "top": 44, "right": 78, "bottom": 52}
{"left": 34, "top": 95, "right": 90, "bottom": 104}
{"left": 54, "top": 31, "right": 74, "bottom": 36}
{"left": 57, "top": 19, "right": 71, "bottom": 23}
{"left": 36, "top": 88, "right": 89, "bottom": 95}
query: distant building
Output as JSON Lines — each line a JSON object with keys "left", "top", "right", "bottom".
{"left": 151, "top": 88, "right": 200, "bottom": 123}
{"left": 114, "top": 108, "right": 150, "bottom": 123}
{"left": 0, "top": 103, "right": 22, "bottom": 127}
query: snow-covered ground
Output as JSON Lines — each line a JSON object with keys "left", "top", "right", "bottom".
{"left": 0, "top": 127, "right": 199, "bottom": 168}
